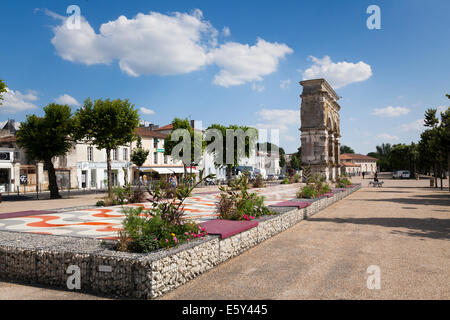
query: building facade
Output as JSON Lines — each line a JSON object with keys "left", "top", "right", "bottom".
{"left": 131, "top": 126, "right": 185, "bottom": 183}
{"left": 340, "top": 153, "right": 377, "bottom": 175}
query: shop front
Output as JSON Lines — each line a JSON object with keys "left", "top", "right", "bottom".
{"left": 77, "top": 161, "right": 133, "bottom": 189}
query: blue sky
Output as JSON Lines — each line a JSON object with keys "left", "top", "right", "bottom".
{"left": 1, "top": 0, "right": 449, "bottom": 154}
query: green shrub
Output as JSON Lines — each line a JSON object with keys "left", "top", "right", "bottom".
{"left": 320, "top": 183, "right": 332, "bottom": 194}
{"left": 335, "top": 176, "right": 352, "bottom": 188}
{"left": 252, "top": 174, "right": 265, "bottom": 188}
{"left": 217, "top": 175, "right": 275, "bottom": 221}
{"left": 297, "top": 173, "right": 331, "bottom": 198}
{"left": 289, "top": 173, "right": 300, "bottom": 183}
{"left": 118, "top": 174, "right": 215, "bottom": 253}
{"left": 96, "top": 200, "right": 105, "bottom": 207}
{"left": 297, "top": 185, "right": 318, "bottom": 199}
{"left": 112, "top": 184, "right": 133, "bottom": 204}
{"left": 120, "top": 207, "right": 205, "bottom": 253}
{"left": 280, "top": 177, "right": 290, "bottom": 184}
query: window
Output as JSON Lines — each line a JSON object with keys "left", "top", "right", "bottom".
{"left": 113, "top": 149, "right": 118, "bottom": 161}
{"left": 153, "top": 138, "right": 159, "bottom": 149}
{"left": 87, "top": 147, "right": 93, "bottom": 161}
{"left": 123, "top": 148, "right": 128, "bottom": 161}
{"left": 153, "top": 152, "right": 158, "bottom": 164}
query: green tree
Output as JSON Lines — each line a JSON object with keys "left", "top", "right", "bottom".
{"left": 367, "top": 152, "right": 379, "bottom": 159}
{"left": 418, "top": 106, "right": 449, "bottom": 189}
{"left": 205, "top": 124, "right": 258, "bottom": 181}
{"left": 289, "top": 147, "right": 302, "bottom": 172}
{"left": 131, "top": 136, "right": 150, "bottom": 184}
{"left": 164, "top": 118, "right": 204, "bottom": 183}
{"left": 375, "top": 143, "right": 392, "bottom": 171}
{"left": 73, "top": 98, "right": 140, "bottom": 197}
{"left": 16, "top": 103, "right": 73, "bottom": 199}
{"left": 0, "top": 80, "right": 7, "bottom": 105}
{"left": 340, "top": 145, "right": 355, "bottom": 154}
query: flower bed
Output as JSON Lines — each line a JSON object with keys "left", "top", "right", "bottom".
{"left": 0, "top": 184, "right": 361, "bottom": 299}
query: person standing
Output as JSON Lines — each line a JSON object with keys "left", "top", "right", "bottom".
{"left": 362, "top": 172, "right": 365, "bottom": 179}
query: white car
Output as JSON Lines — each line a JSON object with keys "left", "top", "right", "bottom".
{"left": 392, "top": 170, "right": 410, "bottom": 179}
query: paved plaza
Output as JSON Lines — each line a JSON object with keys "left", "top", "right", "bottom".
{"left": 0, "top": 177, "right": 449, "bottom": 299}
{"left": 0, "top": 184, "right": 301, "bottom": 239}
{"left": 160, "top": 177, "right": 449, "bottom": 300}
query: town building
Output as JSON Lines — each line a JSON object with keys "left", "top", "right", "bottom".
{"left": 340, "top": 153, "right": 377, "bottom": 175}
{"left": 131, "top": 126, "right": 185, "bottom": 183}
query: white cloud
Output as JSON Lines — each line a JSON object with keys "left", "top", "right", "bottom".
{"left": 302, "top": 55, "right": 372, "bottom": 89}
{"left": 376, "top": 133, "right": 399, "bottom": 141}
{"left": 222, "top": 26, "right": 231, "bottom": 37}
{"left": 0, "top": 88, "right": 38, "bottom": 113}
{"left": 280, "top": 79, "right": 291, "bottom": 90}
{"left": 372, "top": 106, "right": 410, "bottom": 117}
{"left": 54, "top": 93, "right": 80, "bottom": 106}
{"left": 209, "top": 38, "right": 293, "bottom": 87}
{"left": 254, "top": 108, "right": 300, "bottom": 152}
{"left": 48, "top": 10, "right": 292, "bottom": 87}
{"left": 251, "top": 82, "right": 265, "bottom": 93}
{"left": 255, "top": 108, "right": 300, "bottom": 132}
{"left": 401, "top": 119, "right": 425, "bottom": 132}
{"left": 50, "top": 10, "right": 217, "bottom": 77}
{"left": 140, "top": 107, "right": 155, "bottom": 115}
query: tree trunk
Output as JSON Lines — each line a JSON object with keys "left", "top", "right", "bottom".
{"left": 44, "top": 158, "right": 61, "bottom": 199}
{"left": 448, "top": 152, "right": 450, "bottom": 192}
{"left": 106, "top": 149, "right": 112, "bottom": 198}
{"left": 434, "top": 163, "right": 438, "bottom": 188}
{"left": 226, "top": 165, "right": 232, "bottom": 182}
{"left": 183, "top": 163, "right": 187, "bottom": 186}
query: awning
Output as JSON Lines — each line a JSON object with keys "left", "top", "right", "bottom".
{"left": 0, "top": 163, "right": 13, "bottom": 169}
{"left": 141, "top": 167, "right": 188, "bottom": 174}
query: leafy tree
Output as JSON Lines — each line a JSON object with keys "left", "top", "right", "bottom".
{"left": 367, "top": 152, "right": 379, "bottom": 159}
{"left": 164, "top": 118, "right": 204, "bottom": 183}
{"left": 205, "top": 124, "right": 258, "bottom": 181}
{"left": 0, "top": 80, "right": 7, "bottom": 105}
{"left": 289, "top": 147, "right": 302, "bottom": 172}
{"left": 131, "top": 136, "right": 150, "bottom": 184}
{"left": 375, "top": 143, "right": 392, "bottom": 171}
{"left": 340, "top": 145, "right": 355, "bottom": 154}
{"left": 16, "top": 103, "right": 73, "bottom": 199}
{"left": 73, "top": 98, "right": 140, "bottom": 197}
{"left": 419, "top": 104, "right": 450, "bottom": 189}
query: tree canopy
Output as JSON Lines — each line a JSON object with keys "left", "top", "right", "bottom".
{"left": 205, "top": 124, "right": 258, "bottom": 180}
{"left": 340, "top": 145, "right": 355, "bottom": 154}
{"left": 16, "top": 103, "right": 73, "bottom": 198}
{"left": 73, "top": 98, "right": 140, "bottom": 197}
{"left": 0, "top": 80, "right": 7, "bottom": 105}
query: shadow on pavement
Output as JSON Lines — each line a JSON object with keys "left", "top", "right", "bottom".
{"left": 310, "top": 217, "right": 450, "bottom": 240}
{"left": 352, "top": 194, "right": 450, "bottom": 207}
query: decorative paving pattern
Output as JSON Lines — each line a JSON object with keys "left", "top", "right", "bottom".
{"left": 0, "top": 184, "right": 301, "bottom": 239}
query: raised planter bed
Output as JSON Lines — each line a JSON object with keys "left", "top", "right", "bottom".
{"left": 0, "top": 184, "right": 361, "bottom": 299}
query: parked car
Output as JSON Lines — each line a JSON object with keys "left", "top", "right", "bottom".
{"left": 392, "top": 170, "right": 410, "bottom": 179}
